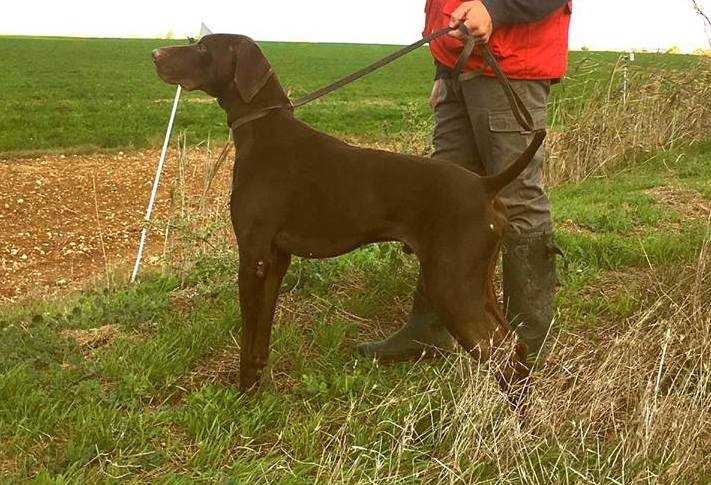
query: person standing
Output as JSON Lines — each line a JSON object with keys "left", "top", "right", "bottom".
{"left": 358, "top": 0, "right": 572, "bottom": 361}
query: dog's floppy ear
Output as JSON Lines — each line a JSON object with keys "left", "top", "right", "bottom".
{"left": 233, "top": 38, "right": 273, "bottom": 103}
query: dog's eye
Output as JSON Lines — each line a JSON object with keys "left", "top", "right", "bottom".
{"left": 196, "top": 43, "right": 207, "bottom": 54}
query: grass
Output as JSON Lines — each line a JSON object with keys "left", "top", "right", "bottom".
{"left": 0, "top": 36, "right": 705, "bottom": 154}
{"left": 1, "top": 36, "right": 710, "bottom": 482}
{"left": 1, "top": 143, "right": 709, "bottom": 482}
{"left": 546, "top": 58, "right": 711, "bottom": 185}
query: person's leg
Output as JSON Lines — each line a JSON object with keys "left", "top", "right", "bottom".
{"left": 357, "top": 77, "right": 482, "bottom": 360}
{"left": 460, "top": 75, "right": 558, "bottom": 360}
{"left": 428, "top": 78, "right": 483, "bottom": 172}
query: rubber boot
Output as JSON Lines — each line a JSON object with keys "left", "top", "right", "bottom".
{"left": 357, "top": 274, "right": 454, "bottom": 361}
{"left": 502, "top": 232, "right": 558, "bottom": 363}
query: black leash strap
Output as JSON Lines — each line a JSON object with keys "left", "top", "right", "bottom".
{"left": 291, "top": 25, "right": 534, "bottom": 134}
{"left": 479, "top": 44, "right": 534, "bottom": 132}
{"left": 453, "top": 25, "right": 534, "bottom": 132}
{"left": 292, "top": 27, "right": 454, "bottom": 108}
{"left": 233, "top": 27, "right": 537, "bottom": 134}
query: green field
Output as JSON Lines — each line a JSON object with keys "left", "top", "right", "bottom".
{"left": 0, "top": 36, "right": 702, "bottom": 154}
{"left": 0, "top": 37, "right": 709, "bottom": 482}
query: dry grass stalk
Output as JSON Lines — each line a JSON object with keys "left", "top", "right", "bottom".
{"left": 311, "top": 225, "right": 710, "bottom": 483}
{"left": 149, "top": 137, "right": 236, "bottom": 278}
{"left": 546, "top": 58, "right": 711, "bottom": 185}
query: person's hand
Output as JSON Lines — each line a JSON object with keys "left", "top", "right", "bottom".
{"left": 448, "top": 1, "right": 493, "bottom": 43}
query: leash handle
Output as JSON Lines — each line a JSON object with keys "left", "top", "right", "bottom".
{"left": 452, "top": 24, "right": 478, "bottom": 78}
{"left": 453, "top": 24, "right": 534, "bottom": 133}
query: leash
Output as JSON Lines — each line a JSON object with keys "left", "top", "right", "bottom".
{"left": 292, "top": 25, "right": 534, "bottom": 133}
{"left": 231, "top": 26, "right": 535, "bottom": 134}
{"left": 291, "top": 27, "right": 453, "bottom": 108}
{"left": 453, "top": 26, "right": 534, "bottom": 132}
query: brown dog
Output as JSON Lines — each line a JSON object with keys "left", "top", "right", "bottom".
{"left": 152, "top": 34, "right": 545, "bottom": 396}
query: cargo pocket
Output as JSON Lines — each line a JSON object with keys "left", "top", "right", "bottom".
{"left": 485, "top": 107, "right": 547, "bottom": 176}
{"left": 489, "top": 106, "right": 547, "bottom": 134}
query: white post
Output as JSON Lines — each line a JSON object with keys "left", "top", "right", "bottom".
{"left": 130, "top": 23, "right": 212, "bottom": 283}
{"left": 130, "top": 85, "right": 182, "bottom": 283}
{"left": 622, "top": 50, "right": 634, "bottom": 105}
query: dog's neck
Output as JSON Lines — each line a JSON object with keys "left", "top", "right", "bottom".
{"left": 219, "top": 76, "right": 293, "bottom": 132}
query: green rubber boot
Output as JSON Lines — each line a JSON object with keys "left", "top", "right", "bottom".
{"left": 357, "top": 274, "right": 454, "bottom": 361}
{"left": 502, "top": 232, "right": 558, "bottom": 363}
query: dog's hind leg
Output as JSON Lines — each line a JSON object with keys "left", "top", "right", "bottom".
{"left": 237, "top": 246, "right": 291, "bottom": 391}
{"left": 422, "top": 258, "right": 531, "bottom": 401}
{"left": 422, "top": 260, "right": 501, "bottom": 353}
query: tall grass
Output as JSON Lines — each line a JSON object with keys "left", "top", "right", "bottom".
{"left": 131, "top": 61, "right": 711, "bottom": 480}
{"left": 546, "top": 57, "right": 711, "bottom": 185}
{"left": 348, "top": 54, "right": 711, "bottom": 189}
{"left": 310, "top": 228, "right": 710, "bottom": 483}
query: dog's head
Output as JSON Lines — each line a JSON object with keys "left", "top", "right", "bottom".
{"left": 152, "top": 34, "right": 273, "bottom": 102}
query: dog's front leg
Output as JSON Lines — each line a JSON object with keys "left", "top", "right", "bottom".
{"left": 237, "top": 247, "right": 291, "bottom": 391}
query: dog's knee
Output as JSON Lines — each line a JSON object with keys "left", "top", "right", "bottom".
{"left": 255, "top": 260, "right": 266, "bottom": 278}
{"left": 238, "top": 255, "right": 270, "bottom": 281}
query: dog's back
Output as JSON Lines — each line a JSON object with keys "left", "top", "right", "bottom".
{"left": 233, "top": 111, "right": 507, "bottom": 258}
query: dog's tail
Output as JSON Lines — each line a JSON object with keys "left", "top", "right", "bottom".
{"left": 483, "top": 130, "right": 546, "bottom": 197}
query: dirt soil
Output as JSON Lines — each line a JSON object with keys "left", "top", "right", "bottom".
{"left": 0, "top": 147, "right": 233, "bottom": 302}
{"left": 2, "top": 147, "right": 708, "bottom": 304}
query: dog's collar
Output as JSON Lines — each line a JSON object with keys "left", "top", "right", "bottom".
{"left": 229, "top": 104, "right": 293, "bottom": 132}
